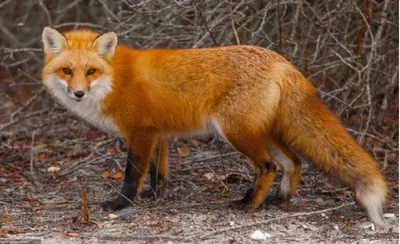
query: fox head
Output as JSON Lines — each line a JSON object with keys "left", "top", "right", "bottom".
{"left": 41, "top": 27, "right": 117, "bottom": 102}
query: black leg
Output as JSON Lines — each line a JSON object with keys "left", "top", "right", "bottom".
{"left": 101, "top": 149, "right": 136, "bottom": 211}
{"left": 229, "top": 188, "right": 254, "bottom": 209}
{"left": 264, "top": 191, "right": 285, "bottom": 207}
{"left": 140, "top": 162, "right": 166, "bottom": 199}
{"left": 149, "top": 162, "right": 158, "bottom": 193}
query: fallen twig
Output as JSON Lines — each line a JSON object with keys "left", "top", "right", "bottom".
{"left": 58, "top": 154, "right": 107, "bottom": 177}
{"left": 29, "top": 131, "right": 41, "bottom": 188}
{"left": 79, "top": 176, "right": 89, "bottom": 224}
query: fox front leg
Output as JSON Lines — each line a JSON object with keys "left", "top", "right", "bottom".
{"left": 102, "top": 131, "right": 157, "bottom": 211}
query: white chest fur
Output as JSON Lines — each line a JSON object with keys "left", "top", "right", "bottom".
{"left": 44, "top": 75, "right": 121, "bottom": 135}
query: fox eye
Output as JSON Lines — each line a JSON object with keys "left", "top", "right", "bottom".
{"left": 87, "top": 69, "right": 96, "bottom": 75}
{"left": 63, "top": 68, "right": 72, "bottom": 75}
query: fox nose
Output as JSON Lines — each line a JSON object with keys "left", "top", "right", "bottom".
{"left": 73, "top": 90, "right": 85, "bottom": 98}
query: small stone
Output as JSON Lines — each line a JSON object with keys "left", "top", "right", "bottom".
{"left": 383, "top": 213, "right": 396, "bottom": 218}
{"left": 251, "top": 230, "right": 271, "bottom": 240}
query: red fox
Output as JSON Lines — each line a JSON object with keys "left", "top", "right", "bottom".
{"left": 41, "top": 27, "right": 388, "bottom": 227}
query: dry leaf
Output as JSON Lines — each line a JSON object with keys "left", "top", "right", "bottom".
{"left": 103, "top": 170, "right": 124, "bottom": 179}
{"left": 84, "top": 130, "right": 104, "bottom": 140}
{"left": 106, "top": 147, "right": 117, "bottom": 155}
{"left": 11, "top": 176, "right": 26, "bottom": 183}
{"left": 177, "top": 144, "right": 191, "bottom": 157}
{"left": 65, "top": 232, "right": 80, "bottom": 237}
{"left": 203, "top": 172, "right": 214, "bottom": 180}
{"left": 193, "top": 169, "right": 202, "bottom": 176}
{"left": 110, "top": 170, "right": 124, "bottom": 179}
{"left": 0, "top": 216, "right": 14, "bottom": 223}
{"left": 47, "top": 166, "right": 61, "bottom": 172}
{"left": 1, "top": 226, "right": 25, "bottom": 234}
{"left": 0, "top": 229, "right": 7, "bottom": 238}
{"left": 219, "top": 172, "right": 250, "bottom": 183}
{"left": 220, "top": 186, "right": 227, "bottom": 194}
{"left": 214, "top": 182, "right": 223, "bottom": 191}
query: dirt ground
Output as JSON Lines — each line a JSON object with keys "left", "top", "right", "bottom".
{"left": 0, "top": 115, "right": 399, "bottom": 243}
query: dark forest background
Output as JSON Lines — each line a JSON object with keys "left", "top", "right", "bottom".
{"left": 1, "top": 0, "right": 398, "bottom": 155}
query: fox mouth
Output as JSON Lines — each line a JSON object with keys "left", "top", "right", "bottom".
{"left": 66, "top": 89, "right": 85, "bottom": 102}
{"left": 66, "top": 92, "right": 83, "bottom": 102}
{"left": 66, "top": 92, "right": 85, "bottom": 102}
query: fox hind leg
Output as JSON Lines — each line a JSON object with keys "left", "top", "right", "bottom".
{"left": 230, "top": 158, "right": 261, "bottom": 207}
{"left": 220, "top": 125, "right": 277, "bottom": 211}
{"left": 141, "top": 140, "right": 169, "bottom": 199}
{"left": 265, "top": 143, "right": 302, "bottom": 207}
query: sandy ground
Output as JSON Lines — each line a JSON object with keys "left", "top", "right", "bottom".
{"left": 1, "top": 123, "right": 398, "bottom": 243}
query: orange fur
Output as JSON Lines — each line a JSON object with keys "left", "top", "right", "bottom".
{"left": 41, "top": 27, "right": 388, "bottom": 227}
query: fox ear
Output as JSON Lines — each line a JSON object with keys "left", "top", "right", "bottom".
{"left": 42, "top": 27, "right": 67, "bottom": 56}
{"left": 92, "top": 32, "right": 117, "bottom": 59}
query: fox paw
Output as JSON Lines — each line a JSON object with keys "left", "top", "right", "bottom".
{"left": 264, "top": 195, "right": 290, "bottom": 209}
{"left": 229, "top": 200, "right": 259, "bottom": 213}
{"left": 140, "top": 188, "right": 164, "bottom": 200}
{"left": 101, "top": 196, "right": 133, "bottom": 211}
{"left": 264, "top": 195, "right": 284, "bottom": 205}
{"left": 229, "top": 199, "right": 247, "bottom": 210}
{"left": 140, "top": 189, "right": 157, "bottom": 199}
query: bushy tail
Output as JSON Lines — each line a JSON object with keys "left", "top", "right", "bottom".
{"left": 275, "top": 77, "right": 388, "bottom": 227}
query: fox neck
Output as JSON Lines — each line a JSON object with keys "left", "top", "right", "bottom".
{"left": 44, "top": 74, "right": 121, "bottom": 135}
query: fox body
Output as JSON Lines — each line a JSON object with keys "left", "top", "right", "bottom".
{"left": 41, "top": 27, "right": 388, "bottom": 227}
